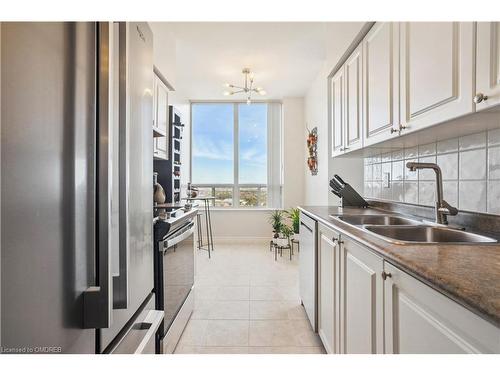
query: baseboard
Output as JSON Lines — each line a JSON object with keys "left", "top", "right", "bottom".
{"left": 212, "top": 236, "right": 270, "bottom": 243}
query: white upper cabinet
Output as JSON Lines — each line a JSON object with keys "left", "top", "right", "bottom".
{"left": 475, "top": 22, "right": 500, "bottom": 111}
{"left": 400, "top": 22, "right": 474, "bottom": 133}
{"left": 362, "top": 22, "right": 400, "bottom": 146}
{"left": 345, "top": 44, "right": 364, "bottom": 152}
{"left": 330, "top": 68, "right": 345, "bottom": 157}
{"left": 330, "top": 45, "right": 364, "bottom": 157}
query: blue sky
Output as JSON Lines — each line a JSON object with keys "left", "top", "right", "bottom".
{"left": 192, "top": 103, "right": 267, "bottom": 184}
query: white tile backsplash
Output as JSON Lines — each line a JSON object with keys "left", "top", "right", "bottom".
{"left": 459, "top": 149, "right": 486, "bottom": 180}
{"left": 418, "top": 142, "right": 436, "bottom": 157}
{"left": 459, "top": 181, "right": 487, "bottom": 212}
{"left": 459, "top": 132, "right": 486, "bottom": 151}
{"left": 487, "top": 181, "right": 500, "bottom": 214}
{"left": 364, "top": 130, "right": 500, "bottom": 214}
{"left": 488, "top": 128, "right": 500, "bottom": 147}
{"left": 437, "top": 153, "right": 458, "bottom": 180}
{"left": 443, "top": 181, "right": 459, "bottom": 207}
{"left": 418, "top": 155, "right": 437, "bottom": 181}
{"left": 418, "top": 181, "right": 436, "bottom": 206}
{"left": 437, "top": 138, "right": 458, "bottom": 154}
{"left": 488, "top": 146, "right": 500, "bottom": 180}
{"left": 403, "top": 182, "right": 418, "bottom": 204}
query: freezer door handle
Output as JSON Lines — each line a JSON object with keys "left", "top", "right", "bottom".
{"left": 109, "top": 310, "right": 164, "bottom": 354}
{"left": 83, "top": 22, "right": 113, "bottom": 329}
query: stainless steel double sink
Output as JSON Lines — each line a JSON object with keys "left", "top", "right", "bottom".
{"left": 331, "top": 214, "right": 497, "bottom": 244}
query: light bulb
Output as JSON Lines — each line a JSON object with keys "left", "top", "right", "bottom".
{"left": 223, "top": 83, "right": 231, "bottom": 88}
{"left": 258, "top": 90, "right": 267, "bottom": 96}
{"left": 246, "top": 98, "right": 251, "bottom": 105}
{"left": 223, "top": 91, "right": 231, "bottom": 96}
{"left": 249, "top": 72, "right": 255, "bottom": 80}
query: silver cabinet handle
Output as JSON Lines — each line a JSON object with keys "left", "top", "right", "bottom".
{"left": 473, "top": 93, "right": 489, "bottom": 104}
{"left": 84, "top": 22, "right": 113, "bottom": 329}
{"left": 332, "top": 237, "right": 343, "bottom": 247}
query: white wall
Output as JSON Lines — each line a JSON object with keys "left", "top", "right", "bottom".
{"left": 149, "top": 22, "right": 177, "bottom": 88}
{"left": 282, "top": 97, "right": 305, "bottom": 209}
{"left": 304, "top": 64, "right": 329, "bottom": 205}
{"left": 304, "top": 23, "right": 366, "bottom": 207}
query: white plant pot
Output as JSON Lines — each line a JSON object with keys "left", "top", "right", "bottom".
{"left": 277, "top": 237, "right": 288, "bottom": 247}
{"left": 272, "top": 237, "right": 278, "bottom": 244}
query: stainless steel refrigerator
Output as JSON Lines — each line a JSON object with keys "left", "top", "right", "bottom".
{"left": 1, "top": 22, "right": 163, "bottom": 354}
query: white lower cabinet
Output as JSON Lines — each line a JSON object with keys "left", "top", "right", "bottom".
{"left": 384, "top": 262, "right": 500, "bottom": 354}
{"left": 317, "top": 224, "right": 340, "bottom": 353}
{"left": 339, "top": 236, "right": 384, "bottom": 354}
{"left": 314, "top": 224, "right": 500, "bottom": 354}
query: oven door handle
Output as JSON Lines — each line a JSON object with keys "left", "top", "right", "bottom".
{"left": 163, "top": 222, "right": 195, "bottom": 250}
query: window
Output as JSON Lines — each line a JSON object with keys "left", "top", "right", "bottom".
{"left": 191, "top": 102, "right": 282, "bottom": 208}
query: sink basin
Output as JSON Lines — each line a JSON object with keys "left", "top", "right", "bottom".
{"left": 364, "top": 225, "right": 497, "bottom": 244}
{"left": 334, "top": 215, "right": 422, "bottom": 226}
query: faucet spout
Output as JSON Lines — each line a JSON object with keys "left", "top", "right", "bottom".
{"left": 405, "top": 162, "right": 458, "bottom": 225}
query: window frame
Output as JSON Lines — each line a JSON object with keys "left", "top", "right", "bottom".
{"left": 189, "top": 101, "right": 279, "bottom": 209}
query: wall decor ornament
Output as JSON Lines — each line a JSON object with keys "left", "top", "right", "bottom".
{"left": 306, "top": 126, "right": 318, "bottom": 175}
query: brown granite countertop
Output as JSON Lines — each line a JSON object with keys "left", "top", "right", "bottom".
{"left": 299, "top": 205, "right": 500, "bottom": 328}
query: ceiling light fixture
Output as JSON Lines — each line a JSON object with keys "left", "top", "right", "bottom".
{"left": 222, "top": 68, "right": 266, "bottom": 104}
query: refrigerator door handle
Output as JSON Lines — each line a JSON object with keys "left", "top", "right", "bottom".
{"left": 112, "top": 21, "right": 130, "bottom": 309}
{"left": 83, "top": 22, "right": 113, "bottom": 329}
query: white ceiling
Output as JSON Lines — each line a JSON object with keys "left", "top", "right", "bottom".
{"left": 152, "top": 22, "right": 339, "bottom": 101}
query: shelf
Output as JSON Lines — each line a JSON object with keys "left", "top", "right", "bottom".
{"left": 152, "top": 126, "right": 167, "bottom": 138}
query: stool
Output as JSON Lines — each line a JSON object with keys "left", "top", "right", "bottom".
{"left": 185, "top": 197, "right": 215, "bottom": 258}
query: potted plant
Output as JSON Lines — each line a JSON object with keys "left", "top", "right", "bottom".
{"left": 269, "top": 210, "right": 283, "bottom": 243}
{"left": 278, "top": 224, "right": 293, "bottom": 247}
{"left": 287, "top": 208, "right": 300, "bottom": 239}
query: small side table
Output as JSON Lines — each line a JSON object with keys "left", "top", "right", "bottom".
{"left": 184, "top": 197, "right": 215, "bottom": 257}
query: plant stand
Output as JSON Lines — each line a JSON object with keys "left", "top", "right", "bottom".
{"left": 275, "top": 243, "right": 293, "bottom": 261}
{"left": 291, "top": 238, "right": 299, "bottom": 253}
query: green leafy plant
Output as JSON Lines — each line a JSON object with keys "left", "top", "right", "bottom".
{"left": 287, "top": 207, "right": 300, "bottom": 234}
{"left": 269, "top": 210, "right": 284, "bottom": 238}
{"left": 280, "top": 224, "right": 294, "bottom": 240}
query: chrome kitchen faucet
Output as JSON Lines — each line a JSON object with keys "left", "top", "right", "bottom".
{"left": 406, "top": 162, "right": 458, "bottom": 225}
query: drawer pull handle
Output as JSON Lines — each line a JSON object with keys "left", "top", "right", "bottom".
{"left": 382, "top": 271, "right": 392, "bottom": 280}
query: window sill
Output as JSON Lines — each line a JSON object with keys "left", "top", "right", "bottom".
{"left": 201, "top": 207, "right": 281, "bottom": 212}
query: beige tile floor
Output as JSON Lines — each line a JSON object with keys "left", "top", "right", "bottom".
{"left": 174, "top": 241, "right": 325, "bottom": 354}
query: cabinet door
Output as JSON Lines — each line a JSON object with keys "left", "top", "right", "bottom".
{"left": 317, "top": 224, "right": 340, "bottom": 354}
{"left": 330, "top": 67, "right": 345, "bottom": 157}
{"left": 345, "top": 44, "right": 363, "bottom": 151}
{"left": 340, "top": 237, "right": 384, "bottom": 354}
{"left": 475, "top": 22, "right": 500, "bottom": 111}
{"left": 384, "top": 262, "right": 500, "bottom": 354}
{"left": 363, "top": 22, "right": 400, "bottom": 146}
{"left": 400, "top": 22, "right": 474, "bottom": 133}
